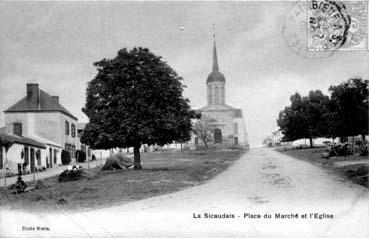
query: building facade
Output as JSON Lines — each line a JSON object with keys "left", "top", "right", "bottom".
{"left": 1, "top": 83, "right": 80, "bottom": 173}
{"left": 196, "top": 36, "right": 248, "bottom": 147}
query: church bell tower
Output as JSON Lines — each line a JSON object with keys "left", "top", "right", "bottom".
{"left": 207, "top": 29, "right": 225, "bottom": 105}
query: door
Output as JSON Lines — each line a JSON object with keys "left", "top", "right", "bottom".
{"left": 234, "top": 137, "right": 238, "bottom": 146}
{"left": 30, "top": 148, "right": 35, "bottom": 172}
{"left": 214, "top": 128, "right": 222, "bottom": 144}
{"left": 0, "top": 147, "right": 3, "bottom": 170}
{"left": 54, "top": 149, "right": 57, "bottom": 164}
{"left": 49, "top": 148, "right": 53, "bottom": 168}
{"left": 24, "top": 146, "right": 29, "bottom": 165}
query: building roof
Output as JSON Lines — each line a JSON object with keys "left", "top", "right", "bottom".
{"left": 4, "top": 88, "right": 78, "bottom": 120}
{"left": 27, "top": 135, "right": 61, "bottom": 148}
{"left": 0, "top": 133, "right": 46, "bottom": 149}
{"left": 206, "top": 37, "right": 226, "bottom": 84}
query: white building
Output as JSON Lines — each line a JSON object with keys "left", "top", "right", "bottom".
{"left": 195, "top": 35, "right": 248, "bottom": 147}
{"left": 1, "top": 83, "right": 80, "bottom": 173}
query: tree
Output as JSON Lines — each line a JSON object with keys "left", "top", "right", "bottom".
{"left": 304, "top": 90, "right": 330, "bottom": 146}
{"left": 277, "top": 91, "right": 329, "bottom": 147}
{"left": 81, "top": 47, "right": 195, "bottom": 170}
{"left": 192, "top": 115, "right": 215, "bottom": 148}
{"left": 327, "top": 77, "right": 369, "bottom": 140}
{"left": 262, "top": 136, "right": 272, "bottom": 147}
{"left": 61, "top": 150, "right": 71, "bottom": 165}
{"left": 0, "top": 134, "right": 14, "bottom": 186}
{"left": 277, "top": 93, "right": 307, "bottom": 143}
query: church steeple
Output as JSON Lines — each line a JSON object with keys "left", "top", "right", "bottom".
{"left": 207, "top": 24, "right": 225, "bottom": 105}
{"left": 212, "top": 34, "right": 219, "bottom": 72}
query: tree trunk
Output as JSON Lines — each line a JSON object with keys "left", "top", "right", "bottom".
{"left": 203, "top": 139, "right": 208, "bottom": 148}
{"left": 4, "top": 151, "right": 7, "bottom": 187}
{"left": 133, "top": 145, "right": 142, "bottom": 170}
{"left": 309, "top": 138, "right": 313, "bottom": 148}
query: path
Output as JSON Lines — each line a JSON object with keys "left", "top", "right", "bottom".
{"left": 0, "top": 158, "right": 106, "bottom": 187}
{"left": 1, "top": 148, "right": 368, "bottom": 238}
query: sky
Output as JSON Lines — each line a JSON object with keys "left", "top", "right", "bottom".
{"left": 0, "top": 1, "right": 368, "bottom": 147}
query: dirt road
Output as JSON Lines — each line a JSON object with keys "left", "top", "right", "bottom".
{"left": 1, "top": 148, "right": 368, "bottom": 238}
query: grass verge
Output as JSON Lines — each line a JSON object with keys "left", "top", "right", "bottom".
{"left": 0, "top": 148, "right": 246, "bottom": 212}
{"left": 276, "top": 147, "right": 369, "bottom": 188}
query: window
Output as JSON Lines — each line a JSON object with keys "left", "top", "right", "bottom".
{"left": 65, "top": 121, "right": 69, "bottom": 135}
{"left": 0, "top": 147, "right": 3, "bottom": 170}
{"left": 234, "top": 123, "right": 238, "bottom": 135}
{"left": 71, "top": 145, "right": 76, "bottom": 158}
{"left": 65, "top": 143, "right": 69, "bottom": 155}
{"left": 13, "top": 123, "right": 22, "bottom": 136}
{"left": 214, "top": 86, "right": 219, "bottom": 103}
{"left": 71, "top": 124, "right": 76, "bottom": 138}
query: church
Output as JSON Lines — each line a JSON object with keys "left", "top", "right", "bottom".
{"left": 196, "top": 35, "right": 248, "bottom": 147}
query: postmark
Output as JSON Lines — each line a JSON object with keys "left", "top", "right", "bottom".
{"left": 307, "top": 0, "right": 351, "bottom": 51}
{"left": 282, "top": 1, "right": 335, "bottom": 58}
{"left": 282, "top": 0, "right": 369, "bottom": 58}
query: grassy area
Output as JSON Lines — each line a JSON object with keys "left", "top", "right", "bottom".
{"left": 276, "top": 147, "right": 369, "bottom": 188}
{"left": 0, "top": 148, "right": 246, "bottom": 212}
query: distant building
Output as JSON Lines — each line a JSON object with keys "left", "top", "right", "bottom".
{"left": 1, "top": 83, "right": 80, "bottom": 173}
{"left": 195, "top": 35, "right": 248, "bottom": 147}
{"left": 271, "top": 130, "right": 282, "bottom": 146}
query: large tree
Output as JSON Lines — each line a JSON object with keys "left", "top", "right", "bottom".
{"left": 327, "top": 77, "right": 369, "bottom": 140}
{"left": 277, "top": 91, "right": 329, "bottom": 147}
{"left": 81, "top": 47, "right": 195, "bottom": 169}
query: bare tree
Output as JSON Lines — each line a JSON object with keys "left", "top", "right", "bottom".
{"left": 193, "top": 117, "right": 216, "bottom": 148}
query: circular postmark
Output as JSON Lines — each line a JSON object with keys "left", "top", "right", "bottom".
{"left": 282, "top": 0, "right": 352, "bottom": 58}
{"left": 308, "top": 0, "right": 351, "bottom": 51}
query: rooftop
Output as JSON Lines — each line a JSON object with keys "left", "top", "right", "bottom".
{"left": 4, "top": 83, "right": 77, "bottom": 120}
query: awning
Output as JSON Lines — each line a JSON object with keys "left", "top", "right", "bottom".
{"left": 0, "top": 133, "right": 46, "bottom": 149}
{"left": 27, "top": 136, "right": 62, "bottom": 148}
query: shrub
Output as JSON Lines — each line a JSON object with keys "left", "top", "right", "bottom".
{"left": 101, "top": 153, "right": 133, "bottom": 171}
{"left": 61, "top": 150, "right": 71, "bottom": 165}
{"left": 58, "top": 168, "right": 89, "bottom": 182}
{"left": 75, "top": 150, "right": 86, "bottom": 163}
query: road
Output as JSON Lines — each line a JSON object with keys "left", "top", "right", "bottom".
{"left": 1, "top": 148, "right": 368, "bottom": 238}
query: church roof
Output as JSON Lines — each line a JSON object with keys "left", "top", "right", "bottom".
{"left": 206, "top": 37, "right": 225, "bottom": 84}
{"left": 199, "top": 103, "right": 237, "bottom": 111}
{"left": 5, "top": 84, "right": 78, "bottom": 121}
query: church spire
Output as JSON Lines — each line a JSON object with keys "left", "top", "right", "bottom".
{"left": 212, "top": 24, "right": 219, "bottom": 72}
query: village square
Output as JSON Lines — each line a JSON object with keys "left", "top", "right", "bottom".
{"left": 0, "top": 1, "right": 368, "bottom": 238}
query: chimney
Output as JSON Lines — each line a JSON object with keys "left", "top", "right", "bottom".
{"left": 52, "top": 96, "right": 59, "bottom": 103}
{"left": 26, "top": 83, "right": 40, "bottom": 109}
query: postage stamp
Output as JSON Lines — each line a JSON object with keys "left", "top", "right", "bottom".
{"left": 282, "top": 0, "right": 368, "bottom": 58}
{"left": 307, "top": 0, "right": 369, "bottom": 51}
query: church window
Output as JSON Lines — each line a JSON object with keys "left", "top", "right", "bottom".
{"left": 207, "top": 86, "right": 212, "bottom": 104}
{"left": 234, "top": 123, "right": 238, "bottom": 135}
{"left": 214, "top": 86, "right": 219, "bottom": 103}
{"left": 221, "top": 86, "right": 225, "bottom": 103}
